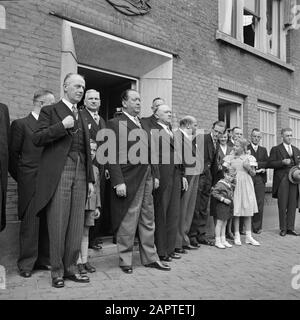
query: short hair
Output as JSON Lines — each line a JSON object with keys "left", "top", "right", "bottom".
{"left": 121, "top": 89, "right": 138, "bottom": 102}
{"left": 85, "top": 89, "right": 100, "bottom": 96}
{"left": 33, "top": 89, "right": 53, "bottom": 102}
{"left": 212, "top": 121, "right": 226, "bottom": 129}
{"left": 251, "top": 128, "right": 261, "bottom": 134}
{"left": 180, "top": 116, "right": 196, "bottom": 128}
{"left": 152, "top": 97, "right": 163, "bottom": 104}
{"left": 63, "top": 73, "right": 85, "bottom": 86}
{"left": 236, "top": 138, "right": 249, "bottom": 152}
{"left": 232, "top": 126, "right": 242, "bottom": 133}
{"left": 281, "top": 128, "right": 293, "bottom": 135}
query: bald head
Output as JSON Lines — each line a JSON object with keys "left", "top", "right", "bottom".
{"left": 152, "top": 97, "right": 165, "bottom": 113}
{"left": 180, "top": 116, "right": 198, "bottom": 135}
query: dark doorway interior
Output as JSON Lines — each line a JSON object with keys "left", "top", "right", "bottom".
{"left": 78, "top": 66, "right": 137, "bottom": 237}
{"left": 78, "top": 66, "right": 136, "bottom": 121}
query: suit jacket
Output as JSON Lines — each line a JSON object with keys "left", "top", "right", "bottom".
{"left": 247, "top": 144, "right": 268, "bottom": 184}
{"left": 268, "top": 143, "right": 300, "bottom": 198}
{"left": 107, "top": 112, "right": 159, "bottom": 233}
{"left": 141, "top": 114, "right": 158, "bottom": 131}
{"left": 32, "top": 100, "right": 94, "bottom": 216}
{"left": 0, "top": 103, "right": 10, "bottom": 231}
{"left": 81, "top": 108, "right": 106, "bottom": 141}
{"left": 213, "top": 143, "right": 233, "bottom": 183}
{"left": 9, "top": 114, "right": 43, "bottom": 219}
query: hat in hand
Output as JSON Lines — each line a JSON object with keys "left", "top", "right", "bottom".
{"left": 288, "top": 166, "right": 300, "bottom": 184}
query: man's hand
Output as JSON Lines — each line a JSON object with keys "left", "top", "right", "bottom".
{"left": 116, "top": 183, "right": 126, "bottom": 197}
{"left": 88, "top": 183, "right": 94, "bottom": 198}
{"left": 154, "top": 178, "right": 159, "bottom": 190}
{"left": 224, "top": 199, "right": 231, "bottom": 205}
{"left": 62, "top": 115, "right": 74, "bottom": 129}
{"left": 182, "top": 177, "right": 188, "bottom": 191}
{"left": 94, "top": 207, "right": 101, "bottom": 219}
{"left": 282, "top": 159, "right": 291, "bottom": 166}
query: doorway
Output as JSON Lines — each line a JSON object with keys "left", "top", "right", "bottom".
{"left": 78, "top": 65, "right": 138, "bottom": 121}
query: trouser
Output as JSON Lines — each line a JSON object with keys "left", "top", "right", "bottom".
{"left": 252, "top": 175, "right": 265, "bottom": 231}
{"left": 175, "top": 174, "right": 199, "bottom": 248}
{"left": 47, "top": 156, "right": 87, "bottom": 279}
{"left": 18, "top": 201, "right": 49, "bottom": 272}
{"left": 154, "top": 166, "right": 182, "bottom": 257}
{"left": 277, "top": 174, "right": 298, "bottom": 231}
{"left": 188, "top": 171, "right": 212, "bottom": 242}
{"left": 117, "top": 166, "right": 159, "bottom": 267}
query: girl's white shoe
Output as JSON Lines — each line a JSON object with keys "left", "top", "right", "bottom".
{"left": 222, "top": 240, "right": 232, "bottom": 248}
{"left": 245, "top": 236, "right": 260, "bottom": 246}
{"left": 234, "top": 234, "right": 242, "bottom": 246}
{"left": 215, "top": 241, "right": 226, "bottom": 249}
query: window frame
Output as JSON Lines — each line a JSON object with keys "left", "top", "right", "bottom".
{"left": 289, "top": 110, "right": 300, "bottom": 149}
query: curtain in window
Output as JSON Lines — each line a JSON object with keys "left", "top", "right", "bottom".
{"left": 219, "top": 0, "right": 233, "bottom": 35}
{"left": 0, "top": 5, "right": 6, "bottom": 29}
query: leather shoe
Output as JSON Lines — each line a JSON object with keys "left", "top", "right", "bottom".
{"left": 33, "top": 264, "right": 51, "bottom": 271}
{"left": 64, "top": 273, "right": 90, "bottom": 283}
{"left": 287, "top": 230, "right": 299, "bottom": 236}
{"left": 84, "top": 262, "right": 96, "bottom": 273}
{"left": 77, "top": 263, "right": 88, "bottom": 275}
{"left": 52, "top": 277, "right": 64, "bottom": 288}
{"left": 197, "top": 238, "right": 214, "bottom": 246}
{"left": 20, "top": 270, "right": 32, "bottom": 278}
{"left": 169, "top": 252, "right": 181, "bottom": 259}
{"left": 280, "top": 230, "right": 286, "bottom": 237}
{"left": 175, "top": 248, "right": 187, "bottom": 254}
{"left": 183, "top": 244, "right": 199, "bottom": 250}
{"left": 190, "top": 239, "right": 200, "bottom": 247}
{"left": 159, "top": 255, "right": 172, "bottom": 262}
{"left": 145, "top": 261, "right": 171, "bottom": 271}
{"left": 120, "top": 266, "right": 133, "bottom": 274}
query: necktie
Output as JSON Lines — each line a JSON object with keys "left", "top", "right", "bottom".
{"left": 93, "top": 113, "right": 99, "bottom": 125}
{"left": 166, "top": 126, "right": 173, "bottom": 138}
{"left": 134, "top": 116, "right": 142, "bottom": 128}
{"left": 288, "top": 145, "right": 293, "bottom": 157}
{"left": 72, "top": 105, "right": 78, "bottom": 120}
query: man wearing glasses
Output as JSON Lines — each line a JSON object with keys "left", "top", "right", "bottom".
{"left": 247, "top": 128, "right": 268, "bottom": 234}
{"left": 9, "top": 90, "right": 55, "bottom": 278}
{"left": 189, "top": 121, "right": 226, "bottom": 246}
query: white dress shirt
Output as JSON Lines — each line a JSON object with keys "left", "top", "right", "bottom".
{"left": 283, "top": 142, "right": 293, "bottom": 156}
{"left": 31, "top": 111, "right": 39, "bottom": 120}
{"left": 251, "top": 143, "right": 258, "bottom": 153}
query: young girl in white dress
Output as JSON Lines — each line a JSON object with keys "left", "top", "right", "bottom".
{"left": 223, "top": 138, "right": 260, "bottom": 246}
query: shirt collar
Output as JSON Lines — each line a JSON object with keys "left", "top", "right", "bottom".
{"left": 86, "top": 108, "right": 99, "bottom": 117}
{"left": 123, "top": 110, "right": 138, "bottom": 123}
{"left": 179, "top": 128, "right": 191, "bottom": 140}
{"left": 31, "top": 111, "right": 39, "bottom": 120}
{"left": 251, "top": 143, "right": 258, "bottom": 151}
{"left": 62, "top": 98, "right": 76, "bottom": 111}
{"left": 283, "top": 142, "right": 292, "bottom": 149}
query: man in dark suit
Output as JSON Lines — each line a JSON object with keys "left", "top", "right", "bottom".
{"left": 142, "top": 104, "right": 188, "bottom": 262}
{"left": 140, "top": 97, "right": 164, "bottom": 129}
{"left": 227, "top": 126, "right": 243, "bottom": 148}
{"left": 188, "top": 121, "right": 226, "bottom": 246}
{"left": 268, "top": 128, "right": 300, "bottom": 237}
{"left": 107, "top": 89, "right": 170, "bottom": 274}
{"left": 9, "top": 89, "right": 55, "bottom": 278}
{"left": 32, "top": 73, "right": 95, "bottom": 288}
{"left": 81, "top": 89, "right": 106, "bottom": 250}
{"left": 0, "top": 103, "right": 10, "bottom": 232}
{"left": 247, "top": 128, "right": 268, "bottom": 234}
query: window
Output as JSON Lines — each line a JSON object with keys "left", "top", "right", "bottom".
{"left": 289, "top": 111, "right": 300, "bottom": 149}
{"left": 0, "top": 5, "right": 6, "bottom": 29}
{"left": 218, "top": 0, "right": 288, "bottom": 60}
{"left": 218, "top": 91, "right": 243, "bottom": 129}
{"left": 258, "top": 102, "right": 277, "bottom": 185}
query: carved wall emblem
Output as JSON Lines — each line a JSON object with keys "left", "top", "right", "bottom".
{"left": 106, "top": 0, "right": 151, "bottom": 16}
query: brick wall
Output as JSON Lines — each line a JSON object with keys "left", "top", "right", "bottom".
{"left": 1, "top": 0, "right": 300, "bottom": 220}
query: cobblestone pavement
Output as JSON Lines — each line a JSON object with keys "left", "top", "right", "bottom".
{"left": 1, "top": 227, "right": 300, "bottom": 300}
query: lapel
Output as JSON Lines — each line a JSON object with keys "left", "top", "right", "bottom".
{"left": 278, "top": 143, "right": 289, "bottom": 159}
{"left": 291, "top": 145, "right": 300, "bottom": 163}
{"left": 25, "top": 113, "right": 38, "bottom": 132}
{"left": 78, "top": 109, "right": 89, "bottom": 144}
{"left": 54, "top": 100, "right": 73, "bottom": 121}
{"left": 207, "top": 134, "right": 215, "bottom": 159}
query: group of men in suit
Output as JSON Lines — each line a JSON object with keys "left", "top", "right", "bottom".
{"left": 1, "top": 73, "right": 300, "bottom": 289}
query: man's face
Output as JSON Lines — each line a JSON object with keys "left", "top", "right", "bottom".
{"left": 152, "top": 99, "right": 164, "bottom": 113}
{"left": 90, "top": 142, "right": 97, "bottom": 161}
{"left": 122, "top": 90, "right": 141, "bottom": 116}
{"left": 64, "top": 75, "right": 85, "bottom": 104}
{"left": 190, "top": 119, "right": 198, "bottom": 135}
{"left": 282, "top": 131, "right": 293, "bottom": 145}
{"left": 232, "top": 128, "right": 243, "bottom": 141}
{"left": 212, "top": 124, "right": 225, "bottom": 141}
{"left": 251, "top": 130, "right": 261, "bottom": 145}
{"left": 156, "top": 105, "right": 172, "bottom": 124}
{"left": 84, "top": 91, "right": 100, "bottom": 112}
